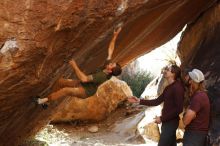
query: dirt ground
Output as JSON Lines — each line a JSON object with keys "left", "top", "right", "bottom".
{"left": 35, "top": 103, "right": 158, "bottom": 146}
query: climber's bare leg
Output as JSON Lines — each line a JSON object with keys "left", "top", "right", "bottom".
{"left": 37, "top": 86, "right": 88, "bottom": 104}
{"left": 52, "top": 78, "right": 81, "bottom": 92}
{"left": 49, "top": 86, "right": 87, "bottom": 101}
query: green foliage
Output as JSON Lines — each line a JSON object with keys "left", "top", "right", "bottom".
{"left": 22, "top": 139, "right": 49, "bottom": 146}
{"left": 120, "top": 70, "right": 153, "bottom": 97}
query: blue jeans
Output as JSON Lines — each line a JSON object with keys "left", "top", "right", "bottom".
{"left": 183, "top": 130, "right": 207, "bottom": 146}
{"left": 158, "top": 118, "right": 179, "bottom": 146}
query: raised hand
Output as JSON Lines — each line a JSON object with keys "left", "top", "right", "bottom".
{"left": 69, "top": 59, "right": 77, "bottom": 67}
{"left": 114, "top": 27, "right": 122, "bottom": 36}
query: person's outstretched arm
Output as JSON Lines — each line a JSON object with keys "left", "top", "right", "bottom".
{"left": 107, "top": 27, "right": 122, "bottom": 60}
{"left": 127, "top": 94, "right": 164, "bottom": 106}
{"left": 69, "top": 60, "right": 92, "bottom": 83}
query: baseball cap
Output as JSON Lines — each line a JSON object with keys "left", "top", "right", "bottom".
{"left": 188, "top": 69, "right": 205, "bottom": 83}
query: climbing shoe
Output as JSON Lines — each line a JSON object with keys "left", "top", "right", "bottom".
{"left": 41, "top": 103, "right": 48, "bottom": 109}
{"left": 33, "top": 95, "right": 40, "bottom": 105}
{"left": 33, "top": 96, "right": 48, "bottom": 110}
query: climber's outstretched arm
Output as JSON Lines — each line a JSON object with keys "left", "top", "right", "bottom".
{"left": 107, "top": 27, "right": 122, "bottom": 60}
{"left": 69, "top": 60, "right": 92, "bottom": 83}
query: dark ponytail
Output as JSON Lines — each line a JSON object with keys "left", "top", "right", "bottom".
{"left": 171, "top": 64, "right": 181, "bottom": 80}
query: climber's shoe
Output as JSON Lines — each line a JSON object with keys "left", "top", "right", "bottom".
{"left": 41, "top": 103, "right": 48, "bottom": 109}
{"left": 33, "top": 95, "right": 40, "bottom": 105}
{"left": 33, "top": 96, "right": 48, "bottom": 110}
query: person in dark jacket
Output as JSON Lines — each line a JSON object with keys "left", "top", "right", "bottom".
{"left": 128, "top": 64, "right": 185, "bottom": 146}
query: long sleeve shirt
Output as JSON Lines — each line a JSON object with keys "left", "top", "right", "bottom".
{"left": 140, "top": 80, "right": 184, "bottom": 122}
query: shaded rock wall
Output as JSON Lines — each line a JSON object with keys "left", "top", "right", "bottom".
{"left": 0, "top": 0, "right": 217, "bottom": 145}
{"left": 177, "top": 2, "right": 220, "bottom": 145}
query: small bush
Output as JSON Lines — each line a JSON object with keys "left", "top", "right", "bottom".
{"left": 120, "top": 70, "right": 153, "bottom": 97}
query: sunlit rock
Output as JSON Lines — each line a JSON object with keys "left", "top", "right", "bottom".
{"left": 51, "top": 77, "right": 132, "bottom": 122}
{"left": 88, "top": 125, "right": 99, "bottom": 133}
{"left": 0, "top": 0, "right": 217, "bottom": 145}
{"left": 142, "top": 122, "right": 160, "bottom": 142}
{"left": 138, "top": 75, "right": 165, "bottom": 142}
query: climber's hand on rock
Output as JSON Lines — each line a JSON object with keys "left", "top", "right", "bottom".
{"left": 127, "top": 96, "right": 140, "bottom": 103}
{"left": 69, "top": 59, "right": 77, "bottom": 67}
{"left": 114, "top": 26, "right": 122, "bottom": 36}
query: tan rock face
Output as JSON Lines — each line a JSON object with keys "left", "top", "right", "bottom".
{"left": 0, "top": 0, "right": 217, "bottom": 145}
{"left": 51, "top": 77, "right": 132, "bottom": 122}
{"left": 143, "top": 122, "right": 160, "bottom": 142}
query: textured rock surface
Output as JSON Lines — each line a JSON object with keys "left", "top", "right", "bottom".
{"left": 0, "top": 0, "right": 217, "bottom": 145}
{"left": 51, "top": 77, "right": 132, "bottom": 122}
{"left": 177, "top": 2, "right": 220, "bottom": 145}
{"left": 143, "top": 122, "right": 160, "bottom": 142}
